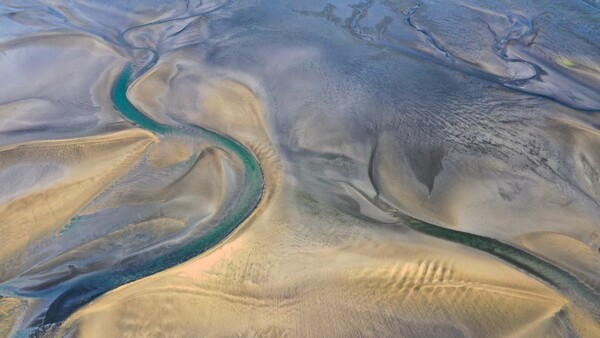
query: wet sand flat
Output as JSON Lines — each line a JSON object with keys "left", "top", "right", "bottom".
{"left": 1, "top": 0, "right": 599, "bottom": 337}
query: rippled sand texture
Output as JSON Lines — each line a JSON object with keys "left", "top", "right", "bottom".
{"left": 1, "top": 0, "right": 600, "bottom": 337}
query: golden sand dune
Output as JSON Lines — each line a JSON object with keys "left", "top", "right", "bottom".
{"left": 0, "top": 129, "right": 156, "bottom": 281}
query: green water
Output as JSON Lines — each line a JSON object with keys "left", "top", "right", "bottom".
{"left": 43, "top": 65, "right": 264, "bottom": 324}
{"left": 402, "top": 214, "right": 600, "bottom": 320}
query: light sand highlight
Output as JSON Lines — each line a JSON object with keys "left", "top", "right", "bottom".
{"left": 0, "top": 129, "right": 156, "bottom": 281}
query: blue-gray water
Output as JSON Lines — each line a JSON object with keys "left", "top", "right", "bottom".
{"left": 0, "top": 0, "right": 599, "bottom": 336}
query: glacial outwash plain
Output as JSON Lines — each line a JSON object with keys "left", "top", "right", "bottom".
{"left": 1, "top": 0, "right": 600, "bottom": 337}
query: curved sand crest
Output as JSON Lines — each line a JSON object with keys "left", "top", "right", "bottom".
{"left": 127, "top": 53, "right": 280, "bottom": 207}
{"left": 0, "top": 129, "right": 157, "bottom": 282}
{"left": 57, "top": 69, "right": 597, "bottom": 337}
{"left": 81, "top": 142, "right": 239, "bottom": 225}
{"left": 14, "top": 137, "right": 243, "bottom": 294}
{"left": 57, "top": 192, "right": 597, "bottom": 337}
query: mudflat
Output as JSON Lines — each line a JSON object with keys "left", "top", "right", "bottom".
{"left": 1, "top": 1, "right": 599, "bottom": 337}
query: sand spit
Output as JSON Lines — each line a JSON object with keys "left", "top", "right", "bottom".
{"left": 0, "top": 129, "right": 156, "bottom": 281}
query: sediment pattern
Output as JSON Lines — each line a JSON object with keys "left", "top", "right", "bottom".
{"left": 0, "top": 0, "right": 599, "bottom": 337}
